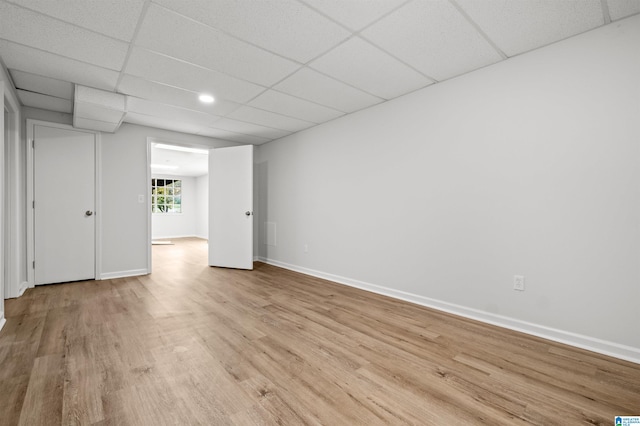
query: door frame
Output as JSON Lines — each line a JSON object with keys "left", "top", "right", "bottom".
{"left": 0, "top": 81, "right": 4, "bottom": 330}
{"left": 145, "top": 137, "right": 211, "bottom": 273}
{"left": 26, "top": 119, "right": 102, "bottom": 287}
{"left": 4, "top": 82, "right": 21, "bottom": 298}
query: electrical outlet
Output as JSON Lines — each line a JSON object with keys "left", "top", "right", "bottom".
{"left": 304, "top": 244, "right": 309, "bottom": 253}
{"left": 514, "top": 275, "right": 525, "bottom": 291}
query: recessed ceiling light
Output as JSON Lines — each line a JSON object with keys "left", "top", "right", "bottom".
{"left": 199, "top": 94, "right": 214, "bottom": 103}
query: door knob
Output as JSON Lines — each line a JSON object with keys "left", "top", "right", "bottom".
{"left": 245, "top": 211, "right": 252, "bottom": 216}
{"left": 85, "top": 210, "right": 93, "bottom": 216}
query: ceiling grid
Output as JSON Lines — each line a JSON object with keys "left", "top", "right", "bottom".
{"left": 0, "top": 0, "right": 638, "bottom": 143}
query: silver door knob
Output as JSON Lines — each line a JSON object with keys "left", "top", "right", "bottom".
{"left": 245, "top": 211, "right": 252, "bottom": 216}
{"left": 85, "top": 210, "right": 93, "bottom": 216}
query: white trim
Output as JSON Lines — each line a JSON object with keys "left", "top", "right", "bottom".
{"left": 257, "top": 257, "right": 640, "bottom": 365}
{"left": 94, "top": 132, "right": 102, "bottom": 282}
{"left": 1, "top": 81, "right": 4, "bottom": 315}
{"left": 146, "top": 138, "right": 152, "bottom": 274}
{"left": 4, "top": 83, "right": 21, "bottom": 298}
{"left": 26, "top": 119, "right": 101, "bottom": 286}
{"left": 99, "top": 269, "right": 148, "bottom": 280}
{"left": 26, "top": 122, "right": 34, "bottom": 288}
{"left": 0, "top": 317, "right": 5, "bottom": 332}
{"left": 18, "top": 281, "right": 27, "bottom": 297}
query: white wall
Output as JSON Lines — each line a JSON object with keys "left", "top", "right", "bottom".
{"left": 152, "top": 174, "right": 197, "bottom": 239}
{"left": 16, "top": 112, "right": 238, "bottom": 279}
{"left": 2, "top": 66, "right": 23, "bottom": 303}
{"left": 195, "top": 174, "right": 208, "bottom": 239}
{"left": 100, "top": 124, "right": 236, "bottom": 277}
{"left": 256, "top": 15, "right": 640, "bottom": 362}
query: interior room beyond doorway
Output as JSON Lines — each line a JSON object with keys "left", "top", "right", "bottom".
{"left": 149, "top": 142, "right": 209, "bottom": 270}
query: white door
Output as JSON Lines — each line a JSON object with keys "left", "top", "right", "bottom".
{"left": 34, "top": 124, "right": 96, "bottom": 285}
{"left": 209, "top": 145, "right": 253, "bottom": 270}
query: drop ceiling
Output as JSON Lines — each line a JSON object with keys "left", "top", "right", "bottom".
{"left": 1, "top": 0, "right": 638, "bottom": 145}
{"left": 151, "top": 144, "right": 208, "bottom": 177}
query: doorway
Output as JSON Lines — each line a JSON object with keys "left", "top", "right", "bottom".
{"left": 148, "top": 139, "right": 209, "bottom": 272}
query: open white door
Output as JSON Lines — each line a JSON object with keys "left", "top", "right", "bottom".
{"left": 209, "top": 145, "right": 253, "bottom": 270}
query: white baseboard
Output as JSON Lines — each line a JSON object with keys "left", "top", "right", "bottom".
{"left": 257, "top": 257, "right": 640, "bottom": 365}
{"left": 19, "top": 281, "right": 28, "bottom": 296}
{"left": 99, "top": 269, "right": 149, "bottom": 280}
{"left": 0, "top": 317, "right": 5, "bottom": 333}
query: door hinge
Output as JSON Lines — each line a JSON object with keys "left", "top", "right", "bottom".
{"left": 32, "top": 139, "right": 35, "bottom": 149}
{"left": 32, "top": 261, "right": 35, "bottom": 269}
{"left": 33, "top": 200, "right": 35, "bottom": 209}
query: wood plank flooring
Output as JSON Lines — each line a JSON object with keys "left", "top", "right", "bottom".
{"left": 1, "top": 237, "right": 639, "bottom": 425}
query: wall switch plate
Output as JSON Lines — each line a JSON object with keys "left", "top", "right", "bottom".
{"left": 138, "top": 194, "right": 145, "bottom": 203}
{"left": 514, "top": 275, "right": 525, "bottom": 291}
{"left": 304, "top": 244, "right": 309, "bottom": 253}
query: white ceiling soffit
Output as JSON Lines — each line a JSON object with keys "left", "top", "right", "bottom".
{"left": 0, "top": 0, "right": 638, "bottom": 144}
{"left": 73, "top": 85, "right": 126, "bottom": 133}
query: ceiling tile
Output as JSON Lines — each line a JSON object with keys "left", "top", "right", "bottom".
{"left": 228, "top": 106, "right": 315, "bottom": 132}
{"left": 152, "top": 0, "right": 350, "bottom": 62}
{"left": 248, "top": 90, "right": 344, "bottom": 123}
{"left": 8, "top": 0, "right": 145, "bottom": 41}
{"left": 455, "top": 0, "right": 603, "bottom": 57}
{"left": 607, "top": 0, "right": 640, "bottom": 20}
{"left": 197, "top": 127, "right": 272, "bottom": 145}
{"left": 0, "top": 40, "right": 119, "bottom": 91}
{"left": 136, "top": 4, "right": 301, "bottom": 87}
{"left": 125, "top": 47, "right": 265, "bottom": 103}
{"left": 309, "top": 37, "right": 433, "bottom": 100}
{"left": 211, "top": 118, "right": 291, "bottom": 140}
{"left": 0, "top": 2, "right": 128, "bottom": 70}
{"left": 124, "top": 112, "right": 208, "bottom": 135}
{"left": 301, "top": 0, "right": 406, "bottom": 31}
{"left": 17, "top": 89, "right": 73, "bottom": 113}
{"left": 10, "top": 69, "right": 74, "bottom": 99}
{"left": 273, "top": 67, "right": 383, "bottom": 112}
{"left": 127, "top": 97, "right": 221, "bottom": 127}
{"left": 118, "top": 75, "right": 241, "bottom": 116}
{"left": 362, "top": 0, "right": 503, "bottom": 81}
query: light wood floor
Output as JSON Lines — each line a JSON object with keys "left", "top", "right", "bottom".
{"left": 1, "top": 238, "right": 638, "bottom": 425}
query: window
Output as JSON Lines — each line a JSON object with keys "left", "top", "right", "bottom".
{"left": 151, "top": 179, "right": 182, "bottom": 213}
